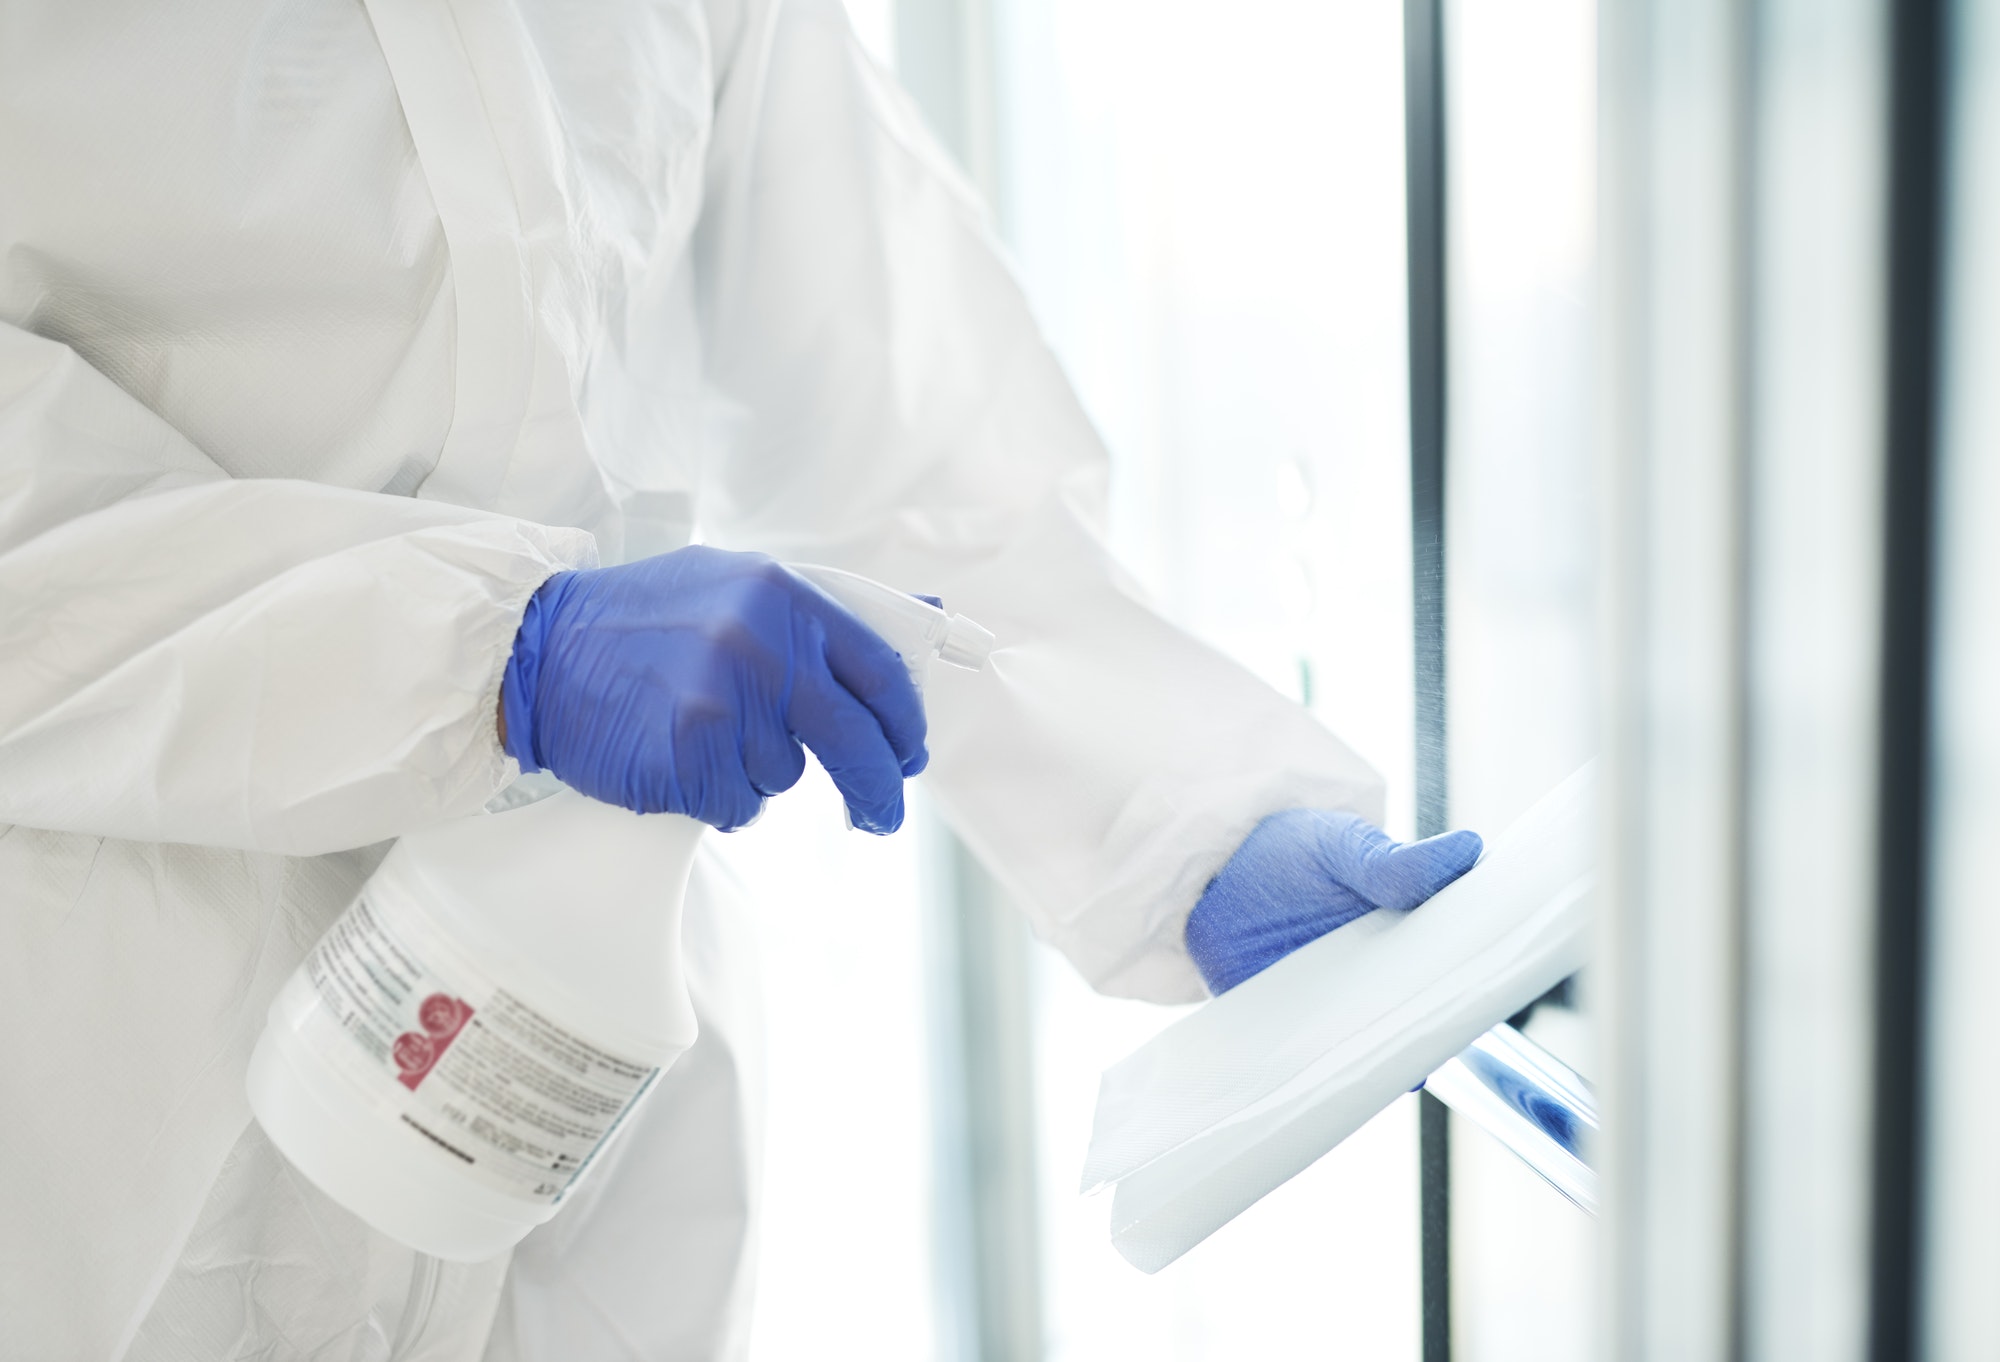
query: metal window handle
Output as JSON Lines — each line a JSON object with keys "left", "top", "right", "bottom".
{"left": 1424, "top": 1022, "right": 1598, "bottom": 1215}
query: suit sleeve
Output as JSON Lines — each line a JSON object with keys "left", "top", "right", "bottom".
{"left": 690, "top": 0, "right": 1384, "bottom": 1002}
{"left": 0, "top": 323, "right": 596, "bottom": 855}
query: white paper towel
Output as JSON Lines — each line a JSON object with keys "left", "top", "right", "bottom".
{"left": 1082, "top": 765, "right": 1595, "bottom": 1272}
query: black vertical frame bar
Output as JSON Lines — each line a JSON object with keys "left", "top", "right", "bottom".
{"left": 1406, "top": 0, "right": 1448, "bottom": 846}
{"left": 1404, "top": 1, "right": 1450, "bottom": 1359}
{"left": 1417, "top": 1091, "right": 1452, "bottom": 1361}
{"left": 1870, "top": 0, "right": 1947, "bottom": 1356}
{"left": 1726, "top": 3, "right": 1757, "bottom": 1356}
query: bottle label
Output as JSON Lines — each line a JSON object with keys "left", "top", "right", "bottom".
{"left": 286, "top": 893, "right": 661, "bottom": 1205}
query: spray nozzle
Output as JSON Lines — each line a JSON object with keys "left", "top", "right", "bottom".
{"left": 940, "top": 613, "right": 995, "bottom": 669}
{"left": 788, "top": 563, "right": 994, "bottom": 680}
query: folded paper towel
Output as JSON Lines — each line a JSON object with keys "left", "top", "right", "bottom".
{"left": 1083, "top": 764, "right": 1595, "bottom": 1272}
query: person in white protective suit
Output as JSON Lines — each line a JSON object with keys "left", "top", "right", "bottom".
{"left": 0, "top": 2, "right": 1484, "bottom": 1358}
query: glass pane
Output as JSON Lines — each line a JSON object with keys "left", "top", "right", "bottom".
{"left": 1441, "top": 0, "right": 1597, "bottom": 1358}
{"left": 992, "top": 0, "right": 1422, "bottom": 1357}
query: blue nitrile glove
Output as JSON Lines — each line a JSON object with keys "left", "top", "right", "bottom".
{"left": 500, "top": 545, "right": 927, "bottom": 833}
{"left": 1184, "top": 810, "right": 1484, "bottom": 994}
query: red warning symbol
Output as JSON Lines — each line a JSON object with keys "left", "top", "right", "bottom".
{"left": 394, "top": 992, "right": 474, "bottom": 1090}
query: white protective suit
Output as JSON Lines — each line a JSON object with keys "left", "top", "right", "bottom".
{"left": 0, "top": 1, "right": 1384, "bottom": 1358}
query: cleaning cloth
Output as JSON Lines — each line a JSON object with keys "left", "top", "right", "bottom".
{"left": 1081, "top": 765, "right": 1595, "bottom": 1271}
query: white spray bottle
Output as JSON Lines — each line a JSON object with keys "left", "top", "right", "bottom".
{"left": 246, "top": 565, "right": 993, "bottom": 1261}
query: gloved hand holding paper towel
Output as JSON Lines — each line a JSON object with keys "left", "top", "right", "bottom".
{"left": 1185, "top": 810, "right": 1486, "bottom": 994}
{"left": 1082, "top": 765, "right": 1595, "bottom": 1272}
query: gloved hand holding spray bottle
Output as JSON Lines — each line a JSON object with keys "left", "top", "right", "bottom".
{"left": 247, "top": 548, "right": 993, "bottom": 1261}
